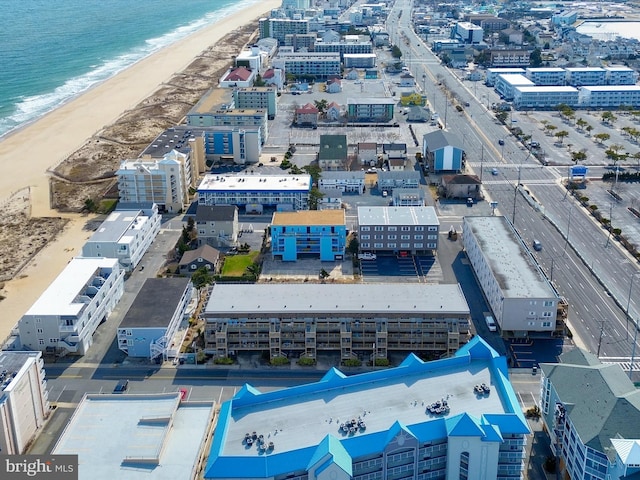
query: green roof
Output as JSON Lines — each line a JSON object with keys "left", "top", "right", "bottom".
{"left": 318, "top": 135, "right": 347, "bottom": 161}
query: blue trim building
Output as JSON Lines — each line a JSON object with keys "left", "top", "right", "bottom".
{"left": 271, "top": 210, "right": 346, "bottom": 261}
{"left": 204, "top": 337, "right": 530, "bottom": 480}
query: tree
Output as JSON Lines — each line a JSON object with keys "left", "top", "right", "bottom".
{"left": 319, "top": 268, "right": 330, "bottom": 280}
{"left": 571, "top": 150, "right": 587, "bottom": 164}
{"left": 303, "top": 164, "right": 322, "bottom": 184}
{"left": 601, "top": 111, "right": 617, "bottom": 125}
{"left": 253, "top": 74, "right": 266, "bottom": 87}
{"left": 308, "top": 187, "right": 324, "bottom": 210}
{"left": 605, "top": 144, "right": 626, "bottom": 164}
{"left": 555, "top": 130, "right": 569, "bottom": 144}
{"left": 544, "top": 124, "right": 557, "bottom": 135}
{"left": 633, "top": 152, "right": 640, "bottom": 169}
{"left": 576, "top": 118, "right": 587, "bottom": 131}
{"left": 530, "top": 48, "right": 543, "bottom": 67}
{"left": 594, "top": 132, "right": 610, "bottom": 144}
{"left": 439, "top": 53, "right": 452, "bottom": 67}
{"left": 83, "top": 198, "right": 98, "bottom": 213}
{"left": 585, "top": 124, "right": 594, "bottom": 136}
{"left": 191, "top": 267, "right": 214, "bottom": 289}
{"left": 314, "top": 99, "right": 328, "bottom": 114}
{"left": 347, "top": 236, "right": 359, "bottom": 256}
{"left": 391, "top": 45, "right": 402, "bottom": 58}
{"left": 495, "top": 111, "right": 508, "bottom": 124}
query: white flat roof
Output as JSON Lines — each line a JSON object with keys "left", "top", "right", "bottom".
{"left": 53, "top": 393, "right": 213, "bottom": 480}
{"left": 205, "top": 284, "right": 469, "bottom": 315}
{"left": 358, "top": 206, "right": 439, "bottom": 226}
{"left": 224, "top": 357, "right": 504, "bottom": 457}
{"left": 198, "top": 174, "right": 312, "bottom": 192}
{"left": 526, "top": 67, "right": 566, "bottom": 72}
{"left": 87, "top": 210, "right": 150, "bottom": 244}
{"left": 464, "top": 216, "right": 555, "bottom": 298}
{"left": 347, "top": 97, "right": 395, "bottom": 104}
{"left": 498, "top": 74, "right": 535, "bottom": 86}
{"left": 25, "top": 257, "right": 119, "bottom": 317}
{"left": 581, "top": 85, "right": 640, "bottom": 92}
{"left": 515, "top": 86, "right": 578, "bottom": 93}
{"left": 343, "top": 53, "right": 377, "bottom": 58}
{"left": 565, "top": 67, "right": 606, "bottom": 72}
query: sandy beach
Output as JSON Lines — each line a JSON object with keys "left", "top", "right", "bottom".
{"left": 0, "top": 0, "right": 281, "bottom": 341}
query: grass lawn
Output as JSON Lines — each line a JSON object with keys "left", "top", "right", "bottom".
{"left": 221, "top": 251, "right": 259, "bottom": 276}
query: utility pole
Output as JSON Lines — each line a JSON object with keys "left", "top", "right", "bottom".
{"left": 631, "top": 325, "right": 638, "bottom": 380}
{"left": 627, "top": 274, "right": 639, "bottom": 340}
{"left": 479, "top": 144, "right": 484, "bottom": 183}
{"left": 596, "top": 321, "right": 605, "bottom": 357}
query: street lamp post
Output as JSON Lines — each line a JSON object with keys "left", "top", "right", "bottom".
{"left": 626, "top": 274, "right": 639, "bottom": 340}
{"left": 479, "top": 144, "right": 484, "bottom": 183}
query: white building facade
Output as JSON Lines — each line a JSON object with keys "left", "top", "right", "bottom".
{"left": 513, "top": 86, "right": 579, "bottom": 110}
{"left": 18, "top": 258, "right": 125, "bottom": 356}
{"left": 0, "top": 352, "right": 50, "bottom": 454}
{"left": 81, "top": 204, "right": 162, "bottom": 271}
{"left": 462, "top": 216, "right": 560, "bottom": 337}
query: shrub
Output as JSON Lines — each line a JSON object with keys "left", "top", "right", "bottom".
{"left": 589, "top": 204, "right": 598, "bottom": 211}
{"left": 343, "top": 358, "right": 362, "bottom": 367}
{"left": 214, "top": 357, "right": 234, "bottom": 365}
{"left": 297, "top": 357, "right": 316, "bottom": 366}
{"left": 374, "top": 358, "right": 390, "bottom": 367}
{"left": 270, "top": 356, "right": 290, "bottom": 366}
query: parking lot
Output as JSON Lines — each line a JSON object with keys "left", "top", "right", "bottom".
{"left": 360, "top": 254, "right": 443, "bottom": 283}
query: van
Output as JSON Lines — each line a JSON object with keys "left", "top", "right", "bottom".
{"left": 485, "top": 315, "right": 497, "bottom": 332}
{"left": 114, "top": 379, "right": 129, "bottom": 393}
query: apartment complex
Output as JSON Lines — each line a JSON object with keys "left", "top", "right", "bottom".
{"left": 203, "top": 126, "right": 262, "bottom": 165}
{"left": 117, "top": 278, "right": 192, "bottom": 360}
{"left": 0, "top": 352, "right": 50, "bottom": 455}
{"left": 540, "top": 349, "right": 640, "bottom": 480}
{"left": 314, "top": 39, "right": 373, "bottom": 59}
{"left": 197, "top": 173, "right": 312, "bottom": 212}
{"left": 524, "top": 67, "right": 567, "bottom": 86}
{"left": 358, "top": 206, "right": 439, "bottom": 254}
{"left": 377, "top": 171, "right": 420, "bottom": 192}
{"left": 186, "top": 109, "right": 269, "bottom": 143}
{"left": 272, "top": 52, "right": 341, "bottom": 79}
{"left": 270, "top": 210, "right": 346, "bottom": 261}
{"left": 318, "top": 171, "right": 365, "bottom": 193}
{"left": 347, "top": 97, "right": 395, "bottom": 122}
{"left": 512, "top": 86, "right": 580, "bottom": 110}
{"left": 232, "top": 87, "right": 277, "bottom": 119}
{"left": 117, "top": 150, "right": 192, "bottom": 213}
{"left": 203, "top": 283, "right": 470, "bottom": 360}
{"left": 259, "top": 17, "right": 309, "bottom": 43}
{"left": 81, "top": 204, "right": 162, "bottom": 272}
{"left": 485, "top": 68, "right": 526, "bottom": 86}
{"left": 495, "top": 74, "right": 535, "bottom": 101}
{"left": 579, "top": 85, "right": 640, "bottom": 109}
{"left": 204, "top": 336, "right": 529, "bottom": 480}
{"left": 462, "top": 216, "right": 564, "bottom": 337}
{"left": 18, "top": 258, "right": 125, "bottom": 356}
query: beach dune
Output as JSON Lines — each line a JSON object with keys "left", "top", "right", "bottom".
{"left": 0, "top": 0, "right": 280, "bottom": 341}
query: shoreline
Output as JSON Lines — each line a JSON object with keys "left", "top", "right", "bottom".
{"left": 0, "top": 0, "right": 281, "bottom": 341}
{"left": 0, "top": 0, "right": 280, "bottom": 216}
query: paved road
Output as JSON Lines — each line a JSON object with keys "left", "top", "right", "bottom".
{"left": 390, "top": 0, "right": 640, "bottom": 375}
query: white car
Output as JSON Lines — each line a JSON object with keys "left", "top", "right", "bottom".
{"left": 358, "top": 253, "right": 377, "bottom": 260}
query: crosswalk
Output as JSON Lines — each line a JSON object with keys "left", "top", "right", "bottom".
{"left": 600, "top": 357, "right": 640, "bottom": 372}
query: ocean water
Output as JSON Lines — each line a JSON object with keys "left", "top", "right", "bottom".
{"left": 0, "top": 0, "right": 260, "bottom": 138}
{"left": 576, "top": 21, "right": 640, "bottom": 42}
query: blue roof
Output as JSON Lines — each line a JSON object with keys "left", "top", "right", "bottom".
{"left": 204, "top": 336, "right": 529, "bottom": 479}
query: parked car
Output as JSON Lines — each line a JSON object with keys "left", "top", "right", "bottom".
{"left": 532, "top": 239, "right": 542, "bottom": 251}
{"left": 358, "top": 252, "right": 377, "bottom": 260}
{"left": 491, "top": 168, "right": 499, "bottom": 176}
{"left": 114, "top": 379, "right": 129, "bottom": 393}
{"left": 498, "top": 139, "right": 505, "bottom": 146}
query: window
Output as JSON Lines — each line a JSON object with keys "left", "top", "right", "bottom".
{"left": 460, "top": 452, "right": 469, "bottom": 480}
{"left": 49, "top": 338, "right": 58, "bottom": 344}
{"left": 400, "top": 243, "right": 410, "bottom": 248}
{"left": 361, "top": 242, "right": 370, "bottom": 248}
{"left": 543, "top": 300, "right": 554, "bottom": 307}
{"left": 387, "top": 243, "right": 397, "bottom": 248}
{"left": 528, "top": 311, "right": 536, "bottom": 316}
{"left": 388, "top": 235, "right": 397, "bottom": 240}
{"left": 374, "top": 243, "right": 383, "bottom": 248}
{"left": 191, "top": 264, "right": 197, "bottom": 270}
{"left": 428, "top": 234, "right": 437, "bottom": 240}
{"left": 401, "top": 226, "right": 410, "bottom": 231}
{"left": 37, "top": 328, "right": 43, "bottom": 334}
{"left": 362, "top": 226, "right": 370, "bottom": 231}
{"left": 360, "top": 234, "right": 370, "bottom": 240}
{"left": 543, "top": 312, "right": 552, "bottom": 317}
{"left": 401, "top": 235, "right": 410, "bottom": 240}
{"left": 414, "top": 234, "right": 423, "bottom": 240}
{"left": 415, "top": 226, "right": 424, "bottom": 231}
{"left": 388, "top": 226, "right": 397, "bottom": 231}
{"left": 415, "top": 243, "right": 423, "bottom": 248}
{"left": 542, "top": 321, "right": 552, "bottom": 327}
{"left": 374, "top": 226, "right": 384, "bottom": 231}
{"left": 125, "top": 329, "right": 132, "bottom": 336}
{"left": 428, "top": 226, "right": 437, "bottom": 232}
{"left": 38, "top": 339, "right": 45, "bottom": 345}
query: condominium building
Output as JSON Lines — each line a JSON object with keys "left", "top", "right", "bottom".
{"left": 489, "top": 49, "right": 531, "bottom": 68}
{"left": 314, "top": 39, "right": 373, "bottom": 59}
{"left": 391, "top": 188, "right": 425, "bottom": 206}
{"left": 540, "top": 348, "right": 640, "bottom": 480}
{"left": 284, "top": 33, "right": 317, "bottom": 51}
{"left": 454, "top": 21, "right": 483, "bottom": 44}
{"left": 512, "top": 86, "right": 579, "bottom": 110}
{"left": 0, "top": 352, "right": 50, "bottom": 454}
{"left": 117, "top": 150, "right": 192, "bottom": 213}
{"left": 564, "top": 67, "right": 607, "bottom": 86}
{"left": 81, "top": 204, "right": 162, "bottom": 271}
{"left": 358, "top": 206, "right": 439, "bottom": 254}
{"left": 203, "top": 283, "right": 470, "bottom": 360}
{"left": 377, "top": 171, "right": 420, "bottom": 192}
{"left": 117, "top": 278, "right": 193, "bottom": 360}
{"left": 343, "top": 53, "right": 377, "bottom": 68}
{"left": 203, "top": 126, "right": 262, "bottom": 165}
{"left": 18, "top": 257, "right": 125, "bottom": 356}
{"left": 495, "top": 74, "right": 535, "bottom": 101}
{"left": 204, "top": 336, "right": 529, "bottom": 480}
{"left": 259, "top": 17, "right": 309, "bottom": 43}
{"left": 578, "top": 85, "right": 640, "bottom": 109}
{"left": 142, "top": 127, "right": 206, "bottom": 177}
{"left": 197, "top": 173, "right": 312, "bottom": 212}
{"left": 186, "top": 109, "right": 269, "bottom": 144}
{"left": 318, "top": 171, "right": 365, "bottom": 193}
{"left": 318, "top": 134, "right": 348, "bottom": 171}
{"left": 347, "top": 97, "right": 395, "bottom": 122}
{"left": 271, "top": 210, "right": 346, "bottom": 261}
{"left": 524, "top": 67, "right": 567, "bottom": 86}
{"left": 462, "top": 216, "right": 565, "bottom": 337}
{"left": 232, "top": 86, "right": 277, "bottom": 119}
{"left": 605, "top": 65, "right": 638, "bottom": 85}
{"left": 485, "top": 68, "right": 526, "bottom": 86}
{"left": 272, "top": 51, "right": 341, "bottom": 79}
